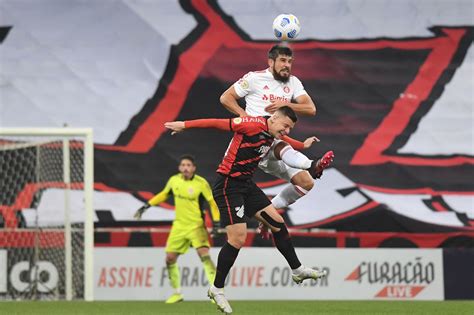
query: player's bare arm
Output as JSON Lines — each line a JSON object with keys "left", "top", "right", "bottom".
{"left": 164, "top": 121, "right": 185, "bottom": 134}
{"left": 264, "top": 94, "right": 316, "bottom": 116}
{"left": 302, "top": 136, "right": 319, "bottom": 148}
{"left": 220, "top": 86, "right": 248, "bottom": 117}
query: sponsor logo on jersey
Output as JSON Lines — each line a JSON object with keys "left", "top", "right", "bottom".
{"left": 262, "top": 94, "right": 269, "bottom": 101}
{"left": 283, "top": 86, "right": 290, "bottom": 93}
{"left": 241, "top": 117, "right": 266, "bottom": 125}
{"left": 269, "top": 94, "right": 289, "bottom": 102}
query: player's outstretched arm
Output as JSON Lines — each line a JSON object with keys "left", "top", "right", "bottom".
{"left": 164, "top": 119, "right": 231, "bottom": 134}
{"left": 280, "top": 135, "right": 319, "bottom": 150}
{"left": 134, "top": 189, "right": 170, "bottom": 220}
{"left": 302, "top": 136, "right": 319, "bottom": 148}
{"left": 164, "top": 121, "right": 185, "bottom": 135}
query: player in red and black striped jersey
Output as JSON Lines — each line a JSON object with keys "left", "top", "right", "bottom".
{"left": 216, "top": 115, "right": 277, "bottom": 179}
{"left": 165, "top": 106, "right": 327, "bottom": 314}
{"left": 165, "top": 107, "right": 316, "bottom": 180}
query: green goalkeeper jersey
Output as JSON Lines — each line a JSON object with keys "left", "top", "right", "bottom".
{"left": 148, "top": 174, "right": 219, "bottom": 229}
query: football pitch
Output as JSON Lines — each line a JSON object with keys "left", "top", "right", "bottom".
{"left": 0, "top": 301, "right": 473, "bottom": 315}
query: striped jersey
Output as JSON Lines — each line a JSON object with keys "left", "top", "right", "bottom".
{"left": 216, "top": 116, "right": 274, "bottom": 179}
{"left": 183, "top": 118, "right": 303, "bottom": 179}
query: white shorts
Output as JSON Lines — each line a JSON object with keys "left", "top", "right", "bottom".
{"left": 258, "top": 139, "right": 304, "bottom": 182}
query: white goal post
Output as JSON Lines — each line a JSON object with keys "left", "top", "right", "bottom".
{"left": 0, "top": 128, "right": 94, "bottom": 301}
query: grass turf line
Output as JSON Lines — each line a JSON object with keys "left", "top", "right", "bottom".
{"left": 0, "top": 301, "right": 473, "bottom": 315}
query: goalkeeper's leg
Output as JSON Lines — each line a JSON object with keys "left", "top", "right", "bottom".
{"left": 192, "top": 227, "right": 216, "bottom": 285}
{"left": 197, "top": 247, "right": 216, "bottom": 284}
{"left": 165, "top": 252, "right": 183, "bottom": 304}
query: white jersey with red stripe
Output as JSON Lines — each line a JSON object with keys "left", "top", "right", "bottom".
{"left": 233, "top": 68, "right": 308, "bottom": 116}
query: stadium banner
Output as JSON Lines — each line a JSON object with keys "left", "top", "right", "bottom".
{"left": 0, "top": 247, "right": 65, "bottom": 297}
{"left": 2, "top": 0, "right": 473, "bottom": 235}
{"left": 94, "top": 248, "right": 444, "bottom": 300}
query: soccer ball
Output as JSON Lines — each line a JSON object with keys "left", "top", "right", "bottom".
{"left": 272, "top": 14, "right": 300, "bottom": 41}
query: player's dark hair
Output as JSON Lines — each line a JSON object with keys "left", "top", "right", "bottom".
{"left": 179, "top": 154, "right": 196, "bottom": 165}
{"left": 277, "top": 106, "right": 298, "bottom": 123}
{"left": 268, "top": 44, "right": 293, "bottom": 60}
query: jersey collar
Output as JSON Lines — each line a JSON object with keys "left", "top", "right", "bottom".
{"left": 179, "top": 173, "right": 195, "bottom": 181}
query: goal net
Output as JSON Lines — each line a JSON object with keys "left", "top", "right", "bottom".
{"left": 0, "top": 128, "right": 93, "bottom": 301}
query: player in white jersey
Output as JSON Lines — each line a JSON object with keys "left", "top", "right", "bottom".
{"left": 219, "top": 44, "right": 334, "bottom": 223}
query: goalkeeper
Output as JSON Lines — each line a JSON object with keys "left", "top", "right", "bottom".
{"left": 134, "top": 154, "right": 220, "bottom": 304}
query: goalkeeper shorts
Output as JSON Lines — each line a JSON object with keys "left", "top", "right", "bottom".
{"left": 165, "top": 225, "right": 210, "bottom": 254}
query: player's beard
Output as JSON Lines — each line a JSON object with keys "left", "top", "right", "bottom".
{"left": 272, "top": 65, "right": 290, "bottom": 83}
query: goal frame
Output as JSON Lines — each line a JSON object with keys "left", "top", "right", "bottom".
{"left": 0, "top": 127, "right": 94, "bottom": 301}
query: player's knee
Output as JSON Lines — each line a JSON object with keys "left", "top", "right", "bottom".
{"left": 294, "top": 173, "right": 314, "bottom": 191}
{"left": 166, "top": 254, "right": 178, "bottom": 265}
{"left": 301, "top": 178, "right": 314, "bottom": 191}
{"left": 228, "top": 231, "right": 247, "bottom": 249}
{"left": 260, "top": 211, "right": 285, "bottom": 232}
{"left": 228, "top": 238, "right": 246, "bottom": 249}
{"left": 226, "top": 223, "right": 247, "bottom": 248}
{"left": 197, "top": 247, "right": 210, "bottom": 256}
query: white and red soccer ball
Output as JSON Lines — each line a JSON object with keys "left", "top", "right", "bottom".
{"left": 272, "top": 14, "right": 301, "bottom": 41}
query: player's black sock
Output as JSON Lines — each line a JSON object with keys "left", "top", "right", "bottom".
{"left": 214, "top": 242, "right": 240, "bottom": 288}
{"left": 273, "top": 225, "right": 301, "bottom": 269}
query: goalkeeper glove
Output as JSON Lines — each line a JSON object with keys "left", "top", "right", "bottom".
{"left": 134, "top": 204, "right": 151, "bottom": 220}
{"left": 210, "top": 222, "right": 220, "bottom": 238}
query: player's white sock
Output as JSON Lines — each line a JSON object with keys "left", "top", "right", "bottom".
{"left": 272, "top": 185, "right": 308, "bottom": 208}
{"left": 280, "top": 146, "right": 312, "bottom": 169}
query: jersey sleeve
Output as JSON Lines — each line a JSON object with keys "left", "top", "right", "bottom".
{"left": 292, "top": 76, "right": 308, "bottom": 99}
{"left": 148, "top": 177, "right": 172, "bottom": 206}
{"left": 280, "top": 135, "right": 304, "bottom": 151}
{"left": 229, "top": 116, "right": 267, "bottom": 135}
{"left": 185, "top": 118, "right": 231, "bottom": 131}
{"left": 233, "top": 72, "right": 255, "bottom": 98}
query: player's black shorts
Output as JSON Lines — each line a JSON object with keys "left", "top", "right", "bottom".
{"left": 212, "top": 174, "right": 271, "bottom": 227}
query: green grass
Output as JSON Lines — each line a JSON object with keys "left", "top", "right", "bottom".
{"left": 0, "top": 301, "right": 473, "bottom": 315}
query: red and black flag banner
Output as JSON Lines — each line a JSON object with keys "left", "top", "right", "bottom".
{"left": 1, "top": 0, "right": 473, "bottom": 235}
